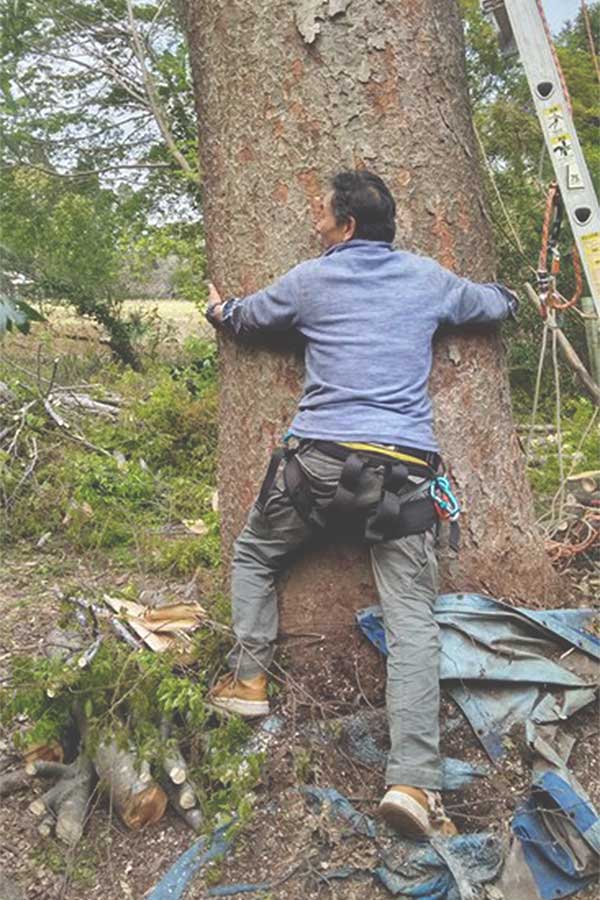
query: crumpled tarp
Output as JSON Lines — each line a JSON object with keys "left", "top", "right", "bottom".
{"left": 147, "top": 821, "right": 233, "bottom": 900}
{"left": 357, "top": 593, "right": 599, "bottom": 760}
{"left": 303, "top": 787, "right": 505, "bottom": 899}
{"left": 497, "top": 723, "right": 600, "bottom": 899}
{"left": 312, "top": 708, "right": 490, "bottom": 788}
{"left": 147, "top": 786, "right": 503, "bottom": 899}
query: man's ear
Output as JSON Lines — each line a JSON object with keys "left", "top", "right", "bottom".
{"left": 343, "top": 216, "right": 357, "bottom": 241}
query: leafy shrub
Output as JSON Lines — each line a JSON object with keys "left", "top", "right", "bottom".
{"left": 522, "top": 396, "right": 598, "bottom": 501}
{"left": 1, "top": 340, "right": 219, "bottom": 574}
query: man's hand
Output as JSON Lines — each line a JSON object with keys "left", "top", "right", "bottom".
{"left": 206, "top": 282, "right": 224, "bottom": 325}
{"left": 208, "top": 282, "right": 222, "bottom": 306}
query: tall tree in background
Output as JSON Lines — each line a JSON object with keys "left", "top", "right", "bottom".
{"left": 0, "top": 0, "right": 203, "bottom": 358}
{"left": 182, "top": 0, "right": 557, "bottom": 659}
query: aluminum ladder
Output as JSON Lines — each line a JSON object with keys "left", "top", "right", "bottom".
{"left": 481, "top": 0, "right": 600, "bottom": 316}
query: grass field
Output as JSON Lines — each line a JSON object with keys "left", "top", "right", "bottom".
{"left": 2, "top": 299, "right": 211, "bottom": 362}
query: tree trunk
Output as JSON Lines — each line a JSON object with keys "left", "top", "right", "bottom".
{"left": 183, "top": 0, "right": 557, "bottom": 665}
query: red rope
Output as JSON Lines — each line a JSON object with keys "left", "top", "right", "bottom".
{"left": 538, "top": 182, "right": 558, "bottom": 274}
{"left": 549, "top": 245, "right": 584, "bottom": 311}
{"left": 537, "top": 182, "right": 582, "bottom": 315}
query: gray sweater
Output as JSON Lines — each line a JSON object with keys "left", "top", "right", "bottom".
{"left": 223, "top": 239, "right": 516, "bottom": 452}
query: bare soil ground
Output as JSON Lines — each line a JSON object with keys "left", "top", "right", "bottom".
{"left": 1, "top": 541, "right": 598, "bottom": 899}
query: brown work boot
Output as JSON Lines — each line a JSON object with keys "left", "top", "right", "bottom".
{"left": 208, "top": 672, "right": 269, "bottom": 718}
{"left": 379, "top": 785, "right": 458, "bottom": 839}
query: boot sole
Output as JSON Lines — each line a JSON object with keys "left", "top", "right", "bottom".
{"left": 379, "top": 791, "right": 430, "bottom": 839}
{"left": 209, "top": 697, "right": 270, "bottom": 718}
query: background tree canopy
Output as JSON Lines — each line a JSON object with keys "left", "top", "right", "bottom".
{"left": 0, "top": 0, "right": 203, "bottom": 363}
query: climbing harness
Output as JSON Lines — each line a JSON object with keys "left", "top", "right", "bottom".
{"left": 256, "top": 438, "right": 460, "bottom": 551}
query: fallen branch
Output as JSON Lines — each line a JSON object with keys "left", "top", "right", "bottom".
{"left": 28, "top": 755, "right": 95, "bottom": 846}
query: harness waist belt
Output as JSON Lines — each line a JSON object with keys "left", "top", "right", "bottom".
{"left": 311, "top": 440, "right": 439, "bottom": 478}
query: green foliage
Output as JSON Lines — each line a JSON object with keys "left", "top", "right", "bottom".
{"left": 196, "top": 714, "right": 262, "bottom": 831}
{"left": 0, "top": 165, "right": 140, "bottom": 364}
{"left": 1, "top": 340, "right": 219, "bottom": 577}
{"left": 523, "top": 396, "right": 599, "bottom": 501}
{"left": 0, "top": 294, "right": 45, "bottom": 334}
{"left": 150, "top": 524, "right": 221, "bottom": 577}
{"left": 125, "top": 222, "right": 208, "bottom": 305}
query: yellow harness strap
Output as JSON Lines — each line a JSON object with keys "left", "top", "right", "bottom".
{"left": 338, "top": 441, "right": 430, "bottom": 469}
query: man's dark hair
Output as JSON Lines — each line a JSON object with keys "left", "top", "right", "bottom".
{"left": 330, "top": 170, "right": 396, "bottom": 243}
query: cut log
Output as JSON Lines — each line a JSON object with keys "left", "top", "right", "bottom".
{"left": 38, "top": 814, "right": 55, "bottom": 837}
{"left": 178, "top": 782, "right": 197, "bottom": 810}
{"left": 159, "top": 718, "right": 188, "bottom": 785}
{"left": 23, "top": 741, "right": 64, "bottom": 766}
{"left": 0, "top": 768, "right": 30, "bottom": 797}
{"left": 93, "top": 739, "right": 167, "bottom": 829}
{"left": 24, "top": 754, "right": 94, "bottom": 846}
{"left": 567, "top": 471, "right": 600, "bottom": 496}
{"left": 165, "top": 783, "right": 203, "bottom": 832}
{"left": 29, "top": 778, "right": 74, "bottom": 817}
{"left": 56, "top": 757, "right": 94, "bottom": 846}
{"left": 25, "top": 760, "right": 69, "bottom": 778}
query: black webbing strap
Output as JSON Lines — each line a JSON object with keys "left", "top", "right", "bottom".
{"left": 363, "top": 461, "right": 409, "bottom": 543}
{"left": 257, "top": 442, "right": 445, "bottom": 547}
{"left": 255, "top": 447, "right": 286, "bottom": 512}
{"left": 282, "top": 453, "right": 314, "bottom": 522}
{"left": 326, "top": 453, "right": 367, "bottom": 519}
{"left": 449, "top": 520, "right": 460, "bottom": 553}
{"left": 365, "top": 495, "right": 437, "bottom": 543}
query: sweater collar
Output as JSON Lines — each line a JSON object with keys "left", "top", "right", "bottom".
{"left": 322, "top": 239, "right": 393, "bottom": 257}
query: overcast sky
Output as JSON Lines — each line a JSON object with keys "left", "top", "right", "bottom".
{"left": 543, "top": 0, "right": 582, "bottom": 33}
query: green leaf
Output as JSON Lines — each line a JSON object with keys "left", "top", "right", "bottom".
{"left": 0, "top": 295, "right": 44, "bottom": 334}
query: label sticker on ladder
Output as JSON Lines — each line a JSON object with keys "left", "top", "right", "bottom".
{"left": 581, "top": 232, "right": 600, "bottom": 295}
{"left": 545, "top": 105, "right": 565, "bottom": 136}
{"left": 566, "top": 163, "right": 584, "bottom": 190}
{"left": 550, "top": 132, "right": 574, "bottom": 162}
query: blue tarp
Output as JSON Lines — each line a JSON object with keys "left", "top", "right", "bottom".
{"left": 301, "top": 787, "right": 504, "bottom": 899}
{"left": 147, "top": 822, "right": 233, "bottom": 900}
{"left": 319, "top": 708, "right": 490, "bottom": 787}
{"left": 513, "top": 776, "right": 598, "bottom": 899}
{"left": 148, "top": 788, "right": 504, "bottom": 899}
{"left": 357, "top": 593, "right": 599, "bottom": 760}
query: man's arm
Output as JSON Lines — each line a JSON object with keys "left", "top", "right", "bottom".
{"left": 441, "top": 269, "right": 519, "bottom": 326}
{"left": 205, "top": 266, "right": 303, "bottom": 336}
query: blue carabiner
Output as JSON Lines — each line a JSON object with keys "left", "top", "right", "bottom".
{"left": 430, "top": 475, "right": 461, "bottom": 520}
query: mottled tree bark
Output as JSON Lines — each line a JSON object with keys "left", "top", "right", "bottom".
{"left": 183, "top": 0, "right": 557, "bottom": 658}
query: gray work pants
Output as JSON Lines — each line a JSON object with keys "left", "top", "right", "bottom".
{"left": 228, "top": 443, "right": 442, "bottom": 790}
